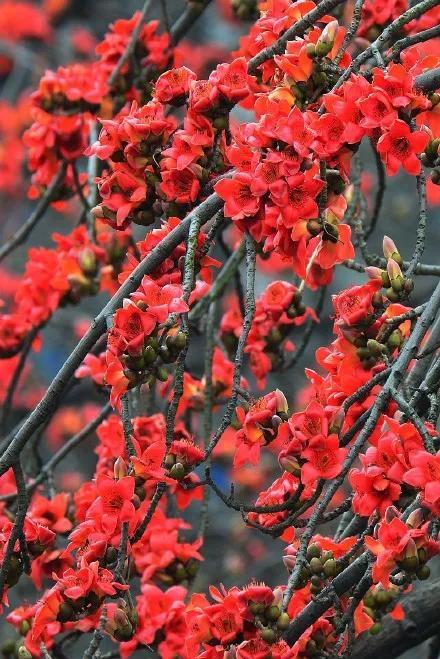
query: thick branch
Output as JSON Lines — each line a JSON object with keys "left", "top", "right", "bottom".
{"left": 283, "top": 554, "right": 370, "bottom": 646}
{"left": 415, "top": 67, "right": 440, "bottom": 93}
{"left": 350, "top": 581, "right": 440, "bottom": 659}
{"left": 0, "top": 193, "right": 224, "bottom": 476}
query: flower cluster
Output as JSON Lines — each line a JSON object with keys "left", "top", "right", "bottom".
{"left": 221, "top": 280, "right": 316, "bottom": 387}
{"left": 2, "top": 0, "right": 440, "bottom": 657}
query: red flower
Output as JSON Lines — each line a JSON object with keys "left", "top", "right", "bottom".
{"left": 332, "top": 280, "right": 382, "bottom": 328}
{"left": 270, "top": 172, "right": 324, "bottom": 227}
{"left": 234, "top": 389, "right": 289, "bottom": 467}
{"left": 376, "top": 119, "right": 429, "bottom": 176}
{"left": 301, "top": 434, "right": 347, "bottom": 486}
{"left": 215, "top": 172, "right": 263, "bottom": 221}
{"left": 160, "top": 166, "right": 201, "bottom": 204}
{"left": 110, "top": 301, "right": 156, "bottom": 357}
{"left": 349, "top": 466, "right": 401, "bottom": 517}
{"left": 209, "top": 57, "right": 250, "bottom": 102}
{"left": 87, "top": 473, "right": 135, "bottom": 536}
{"left": 359, "top": 90, "right": 397, "bottom": 130}
{"left": 189, "top": 79, "right": 219, "bottom": 113}
{"left": 155, "top": 66, "right": 196, "bottom": 104}
{"left": 31, "top": 587, "right": 62, "bottom": 641}
{"left": 404, "top": 450, "right": 440, "bottom": 514}
{"left": 132, "top": 276, "right": 188, "bottom": 323}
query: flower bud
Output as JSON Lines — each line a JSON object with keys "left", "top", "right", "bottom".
{"left": 279, "top": 454, "right": 301, "bottom": 477}
{"left": 79, "top": 248, "right": 98, "bottom": 276}
{"left": 329, "top": 407, "right": 345, "bottom": 434}
{"left": 432, "top": 168, "right": 440, "bottom": 185}
{"left": 406, "top": 508, "right": 423, "bottom": 528}
{"left": 114, "top": 456, "right": 128, "bottom": 480}
{"left": 418, "top": 547, "right": 428, "bottom": 564}
{"left": 169, "top": 462, "right": 186, "bottom": 481}
{"left": 417, "top": 564, "right": 430, "bottom": 580}
{"left": 134, "top": 210, "right": 155, "bottom": 227}
{"left": 316, "top": 20, "right": 338, "bottom": 57}
{"left": 275, "top": 389, "right": 289, "bottom": 415}
{"left": 384, "top": 505, "right": 400, "bottom": 522}
{"left": 277, "top": 612, "right": 291, "bottom": 630}
{"left": 57, "top": 601, "right": 75, "bottom": 622}
{"left": 283, "top": 553, "right": 296, "bottom": 572}
{"left": 387, "top": 329, "right": 403, "bottom": 350}
{"left": 323, "top": 558, "right": 337, "bottom": 577}
{"left": 309, "top": 557, "right": 323, "bottom": 574}
{"left": 366, "top": 339, "right": 384, "bottom": 357}
{"left": 370, "top": 622, "right": 381, "bottom": 635}
{"left": 261, "top": 628, "right": 276, "bottom": 644}
{"left": 19, "top": 620, "right": 30, "bottom": 636}
{"left": 306, "top": 544, "right": 321, "bottom": 560}
{"left": 173, "top": 331, "right": 188, "bottom": 351}
{"left": 365, "top": 266, "right": 383, "bottom": 281}
{"left": 306, "top": 43, "right": 316, "bottom": 58}
{"left": 387, "top": 259, "right": 404, "bottom": 292}
{"left": 383, "top": 236, "right": 403, "bottom": 266}
{"left": 156, "top": 366, "right": 169, "bottom": 382}
{"left": 265, "top": 605, "right": 280, "bottom": 621}
{"left": 143, "top": 345, "right": 157, "bottom": 365}
{"left": 91, "top": 205, "right": 105, "bottom": 219}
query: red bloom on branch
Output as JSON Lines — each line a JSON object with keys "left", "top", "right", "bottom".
{"left": 376, "top": 119, "right": 429, "bottom": 176}
{"left": 332, "top": 280, "right": 382, "bottom": 328}
{"left": 209, "top": 57, "right": 251, "bottom": 102}
{"left": 215, "top": 172, "right": 263, "bottom": 222}
{"left": 301, "top": 434, "right": 347, "bottom": 486}
{"left": 87, "top": 473, "right": 136, "bottom": 536}
{"left": 404, "top": 450, "right": 440, "bottom": 514}
{"left": 155, "top": 66, "right": 196, "bottom": 104}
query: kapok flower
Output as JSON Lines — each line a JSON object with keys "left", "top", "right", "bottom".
{"left": 155, "top": 66, "right": 196, "bottom": 104}
{"left": 209, "top": 57, "right": 250, "bottom": 102}
{"left": 301, "top": 434, "right": 347, "bottom": 486}
{"left": 332, "top": 280, "right": 382, "bottom": 328}
{"left": 234, "top": 389, "right": 289, "bottom": 467}
{"left": 349, "top": 466, "right": 401, "bottom": 517}
{"left": 215, "top": 172, "right": 263, "bottom": 221}
{"left": 87, "top": 473, "right": 135, "bottom": 536}
{"left": 376, "top": 119, "right": 429, "bottom": 176}
{"left": 404, "top": 450, "right": 440, "bottom": 514}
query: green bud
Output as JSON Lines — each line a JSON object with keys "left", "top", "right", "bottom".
{"left": 309, "top": 557, "right": 323, "bottom": 574}
{"left": 400, "top": 555, "right": 419, "bottom": 572}
{"left": 417, "top": 564, "right": 430, "bottom": 580}
{"left": 387, "top": 329, "right": 403, "bottom": 350}
{"left": 261, "top": 628, "right": 276, "bottom": 644}
{"left": 113, "top": 624, "right": 134, "bottom": 642}
{"left": 19, "top": 620, "right": 31, "bottom": 636}
{"left": 306, "top": 544, "right": 321, "bottom": 560}
{"left": 57, "top": 602, "right": 75, "bottom": 622}
{"left": 323, "top": 558, "right": 337, "bottom": 577}
{"left": 174, "top": 565, "right": 188, "bottom": 581}
{"left": 369, "top": 622, "right": 382, "bottom": 635}
{"left": 169, "top": 462, "right": 186, "bottom": 481}
{"left": 173, "top": 331, "right": 187, "bottom": 351}
{"left": 156, "top": 366, "right": 169, "bottom": 382}
{"left": 143, "top": 345, "right": 157, "bottom": 365}
{"left": 315, "top": 41, "right": 333, "bottom": 57}
{"left": 277, "top": 612, "right": 290, "bottom": 630}
{"left": 265, "top": 605, "right": 280, "bottom": 621}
